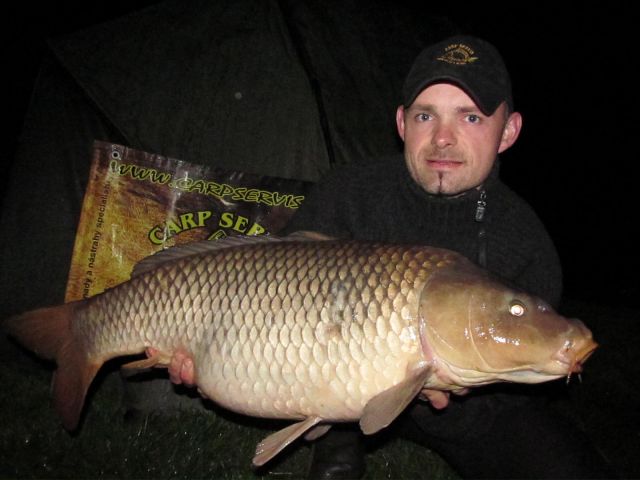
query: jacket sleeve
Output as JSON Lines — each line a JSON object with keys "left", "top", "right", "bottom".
{"left": 489, "top": 184, "right": 564, "bottom": 309}
{"left": 506, "top": 204, "right": 563, "bottom": 309}
{"left": 517, "top": 236, "right": 563, "bottom": 309}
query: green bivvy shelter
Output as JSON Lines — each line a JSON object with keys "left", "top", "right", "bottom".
{"left": 1, "top": 0, "right": 457, "bottom": 315}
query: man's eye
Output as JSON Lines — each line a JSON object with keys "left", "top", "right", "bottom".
{"left": 416, "top": 113, "right": 432, "bottom": 122}
{"left": 466, "top": 114, "right": 482, "bottom": 124}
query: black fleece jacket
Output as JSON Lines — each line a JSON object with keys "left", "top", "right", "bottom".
{"left": 285, "top": 154, "right": 562, "bottom": 307}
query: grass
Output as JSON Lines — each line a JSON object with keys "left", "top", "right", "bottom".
{"left": 0, "top": 341, "right": 457, "bottom": 479}
{"left": 0, "top": 298, "right": 638, "bottom": 479}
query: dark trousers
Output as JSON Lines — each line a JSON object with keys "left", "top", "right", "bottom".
{"left": 313, "top": 389, "right": 616, "bottom": 479}
{"left": 396, "top": 389, "right": 616, "bottom": 479}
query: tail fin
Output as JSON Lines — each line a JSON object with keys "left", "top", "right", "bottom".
{"left": 4, "top": 304, "right": 102, "bottom": 430}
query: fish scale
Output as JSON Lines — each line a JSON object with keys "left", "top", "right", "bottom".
{"left": 188, "top": 241, "right": 428, "bottom": 421}
{"left": 75, "top": 241, "right": 426, "bottom": 420}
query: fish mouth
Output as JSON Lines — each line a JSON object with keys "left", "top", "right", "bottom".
{"left": 571, "top": 340, "right": 598, "bottom": 373}
{"left": 553, "top": 339, "right": 598, "bottom": 374}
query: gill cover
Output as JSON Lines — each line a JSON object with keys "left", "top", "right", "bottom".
{"left": 419, "top": 260, "right": 591, "bottom": 382}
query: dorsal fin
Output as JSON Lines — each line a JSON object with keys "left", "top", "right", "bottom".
{"left": 287, "top": 230, "right": 336, "bottom": 241}
{"left": 130, "top": 231, "right": 334, "bottom": 278}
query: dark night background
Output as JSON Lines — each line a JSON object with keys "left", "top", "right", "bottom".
{"left": 1, "top": 3, "right": 639, "bottom": 478}
{"left": 4, "top": 2, "right": 638, "bottom": 307}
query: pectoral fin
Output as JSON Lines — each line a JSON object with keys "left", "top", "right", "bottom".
{"left": 360, "top": 364, "right": 432, "bottom": 435}
{"left": 253, "top": 416, "right": 324, "bottom": 467}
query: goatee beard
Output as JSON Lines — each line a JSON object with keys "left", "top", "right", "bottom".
{"left": 435, "top": 172, "right": 446, "bottom": 195}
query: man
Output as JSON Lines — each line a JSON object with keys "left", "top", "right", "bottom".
{"left": 163, "top": 35, "right": 613, "bottom": 479}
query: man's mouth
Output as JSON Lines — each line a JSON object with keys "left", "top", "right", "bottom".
{"left": 426, "top": 159, "right": 463, "bottom": 170}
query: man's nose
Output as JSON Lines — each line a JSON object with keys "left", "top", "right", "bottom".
{"left": 432, "top": 122, "right": 456, "bottom": 149}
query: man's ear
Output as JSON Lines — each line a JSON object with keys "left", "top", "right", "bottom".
{"left": 396, "top": 105, "right": 406, "bottom": 141}
{"left": 498, "top": 111, "right": 522, "bottom": 153}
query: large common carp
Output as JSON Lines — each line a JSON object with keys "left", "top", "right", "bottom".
{"left": 4, "top": 233, "right": 596, "bottom": 466}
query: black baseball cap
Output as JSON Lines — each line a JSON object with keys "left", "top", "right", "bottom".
{"left": 402, "top": 35, "right": 513, "bottom": 115}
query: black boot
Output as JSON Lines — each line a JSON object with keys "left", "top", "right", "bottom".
{"left": 307, "top": 426, "right": 365, "bottom": 480}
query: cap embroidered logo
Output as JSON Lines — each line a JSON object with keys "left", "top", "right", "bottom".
{"left": 437, "top": 44, "right": 478, "bottom": 65}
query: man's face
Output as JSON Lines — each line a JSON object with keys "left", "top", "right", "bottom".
{"left": 396, "top": 83, "right": 521, "bottom": 196}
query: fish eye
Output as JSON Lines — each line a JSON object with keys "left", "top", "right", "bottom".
{"left": 509, "top": 301, "right": 526, "bottom": 317}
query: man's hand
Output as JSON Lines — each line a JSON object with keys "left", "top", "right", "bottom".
{"left": 145, "top": 347, "right": 196, "bottom": 387}
{"left": 419, "top": 387, "right": 470, "bottom": 409}
{"left": 419, "top": 389, "right": 450, "bottom": 409}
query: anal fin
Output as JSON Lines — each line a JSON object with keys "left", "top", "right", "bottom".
{"left": 253, "top": 416, "right": 324, "bottom": 467}
{"left": 120, "top": 348, "right": 176, "bottom": 379}
{"left": 121, "top": 351, "right": 169, "bottom": 371}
